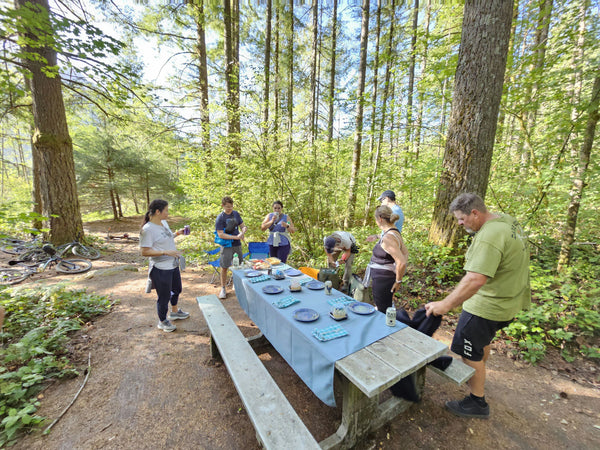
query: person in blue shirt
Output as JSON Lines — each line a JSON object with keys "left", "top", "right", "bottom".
{"left": 367, "top": 190, "right": 405, "bottom": 242}
{"left": 215, "top": 196, "right": 247, "bottom": 299}
{"left": 261, "top": 200, "right": 296, "bottom": 263}
{"left": 378, "top": 190, "right": 404, "bottom": 232}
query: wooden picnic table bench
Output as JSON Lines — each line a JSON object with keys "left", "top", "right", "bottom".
{"left": 197, "top": 294, "right": 320, "bottom": 450}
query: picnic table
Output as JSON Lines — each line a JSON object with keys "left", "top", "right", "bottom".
{"left": 231, "top": 264, "right": 450, "bottom": 449}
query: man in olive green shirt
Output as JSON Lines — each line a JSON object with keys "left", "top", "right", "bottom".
{"left": 425, "top": 193, "right": 530, "bottom": 419}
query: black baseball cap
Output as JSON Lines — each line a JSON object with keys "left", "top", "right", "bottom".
{"left": 324, "top": 236, "right": 337, "bottom": 254}
{"left": 378, "top": 190, "right": 396, "bottom": 201}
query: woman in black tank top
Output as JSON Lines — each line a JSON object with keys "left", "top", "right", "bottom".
{"left": 369, "top": 205, "right": 409, "bottom": 312}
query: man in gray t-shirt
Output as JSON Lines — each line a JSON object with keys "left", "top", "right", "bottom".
{"left": 323, "top": 231, "right": 357, "bottom": 292}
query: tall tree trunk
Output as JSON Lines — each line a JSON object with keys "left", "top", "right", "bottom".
{"left": 274, "top": 3, "right": 280, "bottom": 142}
{"left": 557, "top": 62, "right": 599, "bottom": 269}
{"left": 309, "top": 0, "right": 319, "bottom": 149}
{"left": 116, "top": 191, "right": 123, "bottom": 218}
{"left": 287, "top": 0, "right": 294, "bottom": 153}
{"left": 518, "top": 0, "right": 553, "bottom": 174}
{"left": 262, "top": 0, "right": 272, "bottom": 145}
{"left": 567, "top": 0, "right": 587, "bottom": 161}
{"left": 364, "top": 0, "right": 395, "bottom": 225}
{"left": 404, "top": 0, "right": 419, "bottom": 156}
{"left": 326, "top": 0, "right": 338, "bottom": 145}
{"left": 414, "top": 0, "right": 431, "bottom": 160}
{"left": 365, "top": 0, "right": 382, "bottom": 177}
{"left": 194, "top": 0, "right": 211, "bottom": 170}
{"left": 345, "top": 0, "right": 370, "bottom": 228}
{"left": 224, "top": 0, "right": 240, "bottom": 179}
{"left": 496, "top": 0, "right": 520, "bottom": 147}
{"left": 16, "top": 0, "right": 83, "bottom": 244}
{"left": 429, "top": 0, "right": 513, "bottom": 248}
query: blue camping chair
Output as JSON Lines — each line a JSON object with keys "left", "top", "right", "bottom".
{"left": 204, "top": 248, "right": 222, "bottom": 284}
{"left": 205, "top": 247, "right": 250, "bottom": 285}
{"left": 247, "top": 241, "right": 270, "bottom": 260}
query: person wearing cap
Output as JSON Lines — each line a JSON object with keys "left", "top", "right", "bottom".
{"left": 323, "top": 231, "right": 358, "bottom": 293}
{"left": 378, "top": 190, "right": 404, "bottom": 232}
{"left": 367, "top": 190, "right": 405, "bottom": 242}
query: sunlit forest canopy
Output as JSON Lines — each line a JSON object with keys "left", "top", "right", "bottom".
{"left": 0, "top": 0, "right": 598, "bottom": 255}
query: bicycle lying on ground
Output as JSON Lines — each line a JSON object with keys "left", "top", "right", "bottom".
{"left": 0, "top": 244, "right": 93, "bottom": 285}
{"left": 56, "top": 234, "right": 101, "bottom": 260}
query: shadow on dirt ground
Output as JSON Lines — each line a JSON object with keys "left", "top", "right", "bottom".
{"left": 7, "top": 217, "right": 600, "bottom": 449}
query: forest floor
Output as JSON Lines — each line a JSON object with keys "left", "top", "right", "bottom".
{"left": 6, "top": 216, "right": 600, "bottom": 449}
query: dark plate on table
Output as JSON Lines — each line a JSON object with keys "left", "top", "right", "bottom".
{"left": 245, "top": 270, "right": 263, "bottom": 277}
{"left": 284, "top": 268, "right": 303, "bottom": 277}
{"left": 262, "top": 285, "right": 284, "bottom": 294}
{"left": 348, "top": 301, "right": 376, "bottom": 315}
{"left": 293, "top": 308, "right": 319, "bottom": 322}
{"left": 306, "top": 280, "right": 325, "bottom": 290}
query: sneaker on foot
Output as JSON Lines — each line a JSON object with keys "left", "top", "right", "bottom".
{"left": 445, "top": 395, "right": 489, "bottom": 419}
{"left": 157, "top": 319, "right": 176, "bottom": 332}
{"left": 168, "top": 309, "right": 190, "bottom": 320}
{"left": 218, "top": 288, "right": 227, "bottom": 299}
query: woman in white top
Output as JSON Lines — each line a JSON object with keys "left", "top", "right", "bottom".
{"left": 140, "top": 199, "right": 190, "bottom": 332}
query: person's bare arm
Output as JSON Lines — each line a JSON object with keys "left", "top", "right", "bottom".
{"left": 380, "top": 233, "right": 408, "bottom": 292}
{"left": 141, "top": 247, "right": 180, "bottom": 257}
{"left": 261, "top": 214, "right": 276, "bottom": 231}
{"left": 424, "top": 271, "right": 488, "bottom": 316}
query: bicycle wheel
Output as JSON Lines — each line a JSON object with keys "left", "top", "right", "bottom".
{"left": 1, "top": 244, "right": 27, "bottom": 255}
{"left": 55, "top": 259, "right": 92, "bottom": 274}
{"left": 72, "top": 244, "right": 101, "bottom": 260}
{"left": 0, "top": 268, "right": 30, "bottom": 285}
{"left": 20, "top": 248, "right": 50, "bottom": 263}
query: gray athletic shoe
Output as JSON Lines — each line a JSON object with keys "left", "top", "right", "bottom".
{"left": 157, "top": 319, "right": 176, "bottom": 332}
{"left": 168, "top": 309, "right": 190, "bottom": 320}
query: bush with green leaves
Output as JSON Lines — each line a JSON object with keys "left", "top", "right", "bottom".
{"left": 0, "top": 285, "right": 112, "bottom": 446}
{"left": 503, "top": 239, "right": 600, "bottom": 364}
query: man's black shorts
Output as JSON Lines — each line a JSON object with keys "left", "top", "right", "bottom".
{"left": 450, "top": 311, "right": 512, "bottom": 361}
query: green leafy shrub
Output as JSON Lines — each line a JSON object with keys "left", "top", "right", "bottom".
{"left": 0, "top": 285, "right": 112, "bottom": 446}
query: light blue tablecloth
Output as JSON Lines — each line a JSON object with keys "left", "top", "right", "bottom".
{"left": 232, "top": 267, "right": 406, "bottom": 407}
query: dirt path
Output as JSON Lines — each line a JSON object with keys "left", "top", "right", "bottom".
{"left": 9, "top": 218, "right": 600, "bottom": 449}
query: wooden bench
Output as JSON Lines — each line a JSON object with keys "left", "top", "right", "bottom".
{"left": 196, "top": 295, "right": 320, "bottom": 450}
{"left": 428, "top": 358, "right": 475, "bottom": 385}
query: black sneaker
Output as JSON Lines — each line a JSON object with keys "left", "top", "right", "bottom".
{"left": 445, "top": 395, "right": 490, "bottom": 419}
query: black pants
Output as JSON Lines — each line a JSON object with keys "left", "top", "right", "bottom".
{"left": 150, "top": 267, "right": 182, "bottom": 321}
{"left": 372, "top": 275, "right": 395, "bottom": 312}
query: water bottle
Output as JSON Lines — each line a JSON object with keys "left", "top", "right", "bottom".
{"left": 232, "top": 253, "right": 240, "bottom": 268}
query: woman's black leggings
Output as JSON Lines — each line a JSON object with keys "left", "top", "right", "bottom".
{"left": 371, "top": 275, "right": 395, "bottom": 313}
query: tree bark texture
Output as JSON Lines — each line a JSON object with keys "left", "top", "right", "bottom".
{"left": 16, "top": 0, "right": 83, "bottom": 244}
{"left": 309, "top": 0, "right": 318, "bottom": 149}
{"left": 262, "top": 0, "right": 272, "bottom": 144}
{"left": 287, "top": 0, "right": 294, "bottom": 153}
{"left": 194, "top": 0, "right": 211, "bottom": 168}
{"left": 404, "top": 0, "right": 419, "bottom": 154}
{"left": 345, "top": 0, "right": 370, "bottom": 228}
{"left": 326, "top": 0, "right": 338, "bottom": 145}
{"left": 429, "top": 0, "right": 513, "bottom": 247}
{"left": 557, "top": 71, "right": 600, "bottom": 271}
{"left": 224, "top": 0, "right": 240, "bottom": 171}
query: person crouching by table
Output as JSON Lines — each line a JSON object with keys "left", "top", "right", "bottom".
{"left": 140, "top": 199, "right": 190, "bottom": 333}
{"left": 261, "top": 200, "right": 295, "bottom": 263}
{"left": 323, "top": 231, "right": 358, "bottom": 293}
{"left": 364, "top": 205, "right": 408, "bottom": 312}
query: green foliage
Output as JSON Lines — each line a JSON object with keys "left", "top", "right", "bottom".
{"left": 502, "top": 238, "right": 600, "bottom": 364}
{"left": 0, "top": 203, "right": 49, "bottom": 237}
{"left": 0, "top": 285, "right": 112, "bottom": 446}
